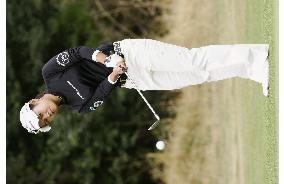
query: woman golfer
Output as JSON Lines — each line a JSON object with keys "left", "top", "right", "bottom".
{"left": 20, "top": 39, "right": 269, "bottom": 134}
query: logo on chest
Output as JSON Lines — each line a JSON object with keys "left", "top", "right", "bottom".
{"left": 67, "top": 80, "right": 85, "bottom": 99}
{"left": 56, "top": 52, "right": 70, "bottom": 66}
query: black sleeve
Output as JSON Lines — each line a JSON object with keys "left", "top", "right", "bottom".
{"left": 78, "top": 78, "right": 116, "bottom": 114}
{"left": 42, "top": 46, "right": 95, "bottom": 78}
{"left": 95, "top": 42, "right": 114, "bottom": 56}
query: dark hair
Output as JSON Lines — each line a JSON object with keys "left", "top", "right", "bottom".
{"left": 35, "top": 91, "right": 46, "bottom": 99}
{"left": 29, "top": 103, "right": 36, "bottom": 111}
{"left": 29, "top": 90, "right": 46, "bottom": 110}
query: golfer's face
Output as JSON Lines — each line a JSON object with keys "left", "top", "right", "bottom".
{"left": 32, "top": 99, "right": 58, "bottom": 128}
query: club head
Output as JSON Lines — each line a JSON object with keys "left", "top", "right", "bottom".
{"left": 148, "top": 120, "right": 160, "bottom": 130}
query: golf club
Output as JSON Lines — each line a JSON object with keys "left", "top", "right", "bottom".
{"left": 118, "top": 66, "right": 161, "bottom": 130}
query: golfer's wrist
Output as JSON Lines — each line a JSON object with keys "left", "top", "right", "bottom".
{"left": 108, "top": 73, "right": 120, "bottom": 84}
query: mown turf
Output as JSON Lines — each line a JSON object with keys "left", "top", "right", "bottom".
{"left": 241, "top": 0, "right": 278, "bottom": 183}
{"left": 149, "top": 0, "right": 278, "bottom": 183}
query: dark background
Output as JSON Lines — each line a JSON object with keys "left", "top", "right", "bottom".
{"left": 6, "top": 0, "right": 177, "bottom": 183}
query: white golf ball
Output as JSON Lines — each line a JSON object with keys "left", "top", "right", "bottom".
{"left": 156, "top": 140, "right": 165, "bottom": 150}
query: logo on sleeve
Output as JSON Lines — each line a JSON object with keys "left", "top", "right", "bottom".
{"left": 56, "top": 52, "right": 70, "bottom": 66}
{"left": 89, "top": 101, "right": 104, "bottom": 111}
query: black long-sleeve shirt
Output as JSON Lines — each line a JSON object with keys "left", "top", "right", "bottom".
{"left": 42, "top": 43, "right": 123, "bottom": 114}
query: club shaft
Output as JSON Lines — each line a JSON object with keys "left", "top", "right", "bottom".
{"left": 124, "top": 72, "right": 160, "bottom": 121}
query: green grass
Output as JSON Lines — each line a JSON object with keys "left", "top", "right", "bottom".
{"left": 149, "top": 0, "right": 278, "bottom": 183}
{"left": 240, "top": 0, "right": 278, "bottom": 183}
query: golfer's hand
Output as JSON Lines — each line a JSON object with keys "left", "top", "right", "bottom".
{"left": 112, "top": 66, "right": 124, "bottom": 76}
{"left": 116, "top": 61, "right": 127, "bottom": 72}
{"left": 109, "top": 61, "right": 127, "bottom": 83}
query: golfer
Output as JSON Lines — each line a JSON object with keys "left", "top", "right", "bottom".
{"left": 20, "top": 39, "right": 269, "bottom": 134}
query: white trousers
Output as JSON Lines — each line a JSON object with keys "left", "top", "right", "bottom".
{"left": 118, "top": 39, "right": 269, "bottom": 94}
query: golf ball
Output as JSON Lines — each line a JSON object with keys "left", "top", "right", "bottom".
{"left": 156, "top": 140, "right": 165, "bottom": 150}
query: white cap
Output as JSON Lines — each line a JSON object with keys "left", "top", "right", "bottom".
{"left": 19, "top": 103, "right": 51, "bottom": 134}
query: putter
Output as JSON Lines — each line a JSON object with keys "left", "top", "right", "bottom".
{"left": 119, "top": 66, "right": 160, "bottom": 130}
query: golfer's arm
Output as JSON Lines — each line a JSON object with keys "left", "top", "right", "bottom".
{"left": 72, "top": 46, "right": 107, "bottom": 63}
{"left": 108, "top": 72, "right": 120, "bottom": 83}
{"left": 42, "top": 46, "right": 97, "bottom": 77}
{"left": 79, "top": 78, "right": 116, "bottom": 114}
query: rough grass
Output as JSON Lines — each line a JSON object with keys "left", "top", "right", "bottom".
{"left": 148, "top": 0, "right": 278, "bottom": 184}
